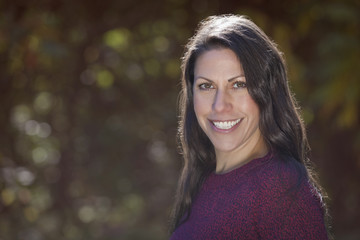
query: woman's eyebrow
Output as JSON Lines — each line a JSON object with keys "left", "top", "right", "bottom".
{"left": 228, "top": 75, "right": 245, "bottom": 82}
{"left": 194, "top": 76, "right": 214, "bottom": 83}
{"left": 195, "top": 75, "right": 245, "bottom": 83}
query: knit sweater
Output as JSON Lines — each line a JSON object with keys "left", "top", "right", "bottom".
{"left": 170, "top": 152, "right": 328, "bottom": 239}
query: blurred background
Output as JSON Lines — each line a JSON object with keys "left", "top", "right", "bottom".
{"left": 0, "top": 0, "right": 359, "bottom": 239}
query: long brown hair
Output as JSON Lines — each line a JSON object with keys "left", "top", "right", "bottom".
{"left": 170, "top": 14, "right": 329, "bottom": 233}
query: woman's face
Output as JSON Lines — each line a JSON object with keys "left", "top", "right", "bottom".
{"left": 193, "top": 48, "right": 264, "bottom": 154}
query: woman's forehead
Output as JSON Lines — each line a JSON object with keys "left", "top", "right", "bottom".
{"left": 194, "top": 48, "right": 244, "bottom": 79}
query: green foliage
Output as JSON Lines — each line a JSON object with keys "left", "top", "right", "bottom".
{"left": 103, "top": 28, "right": 130, "bottom": 52}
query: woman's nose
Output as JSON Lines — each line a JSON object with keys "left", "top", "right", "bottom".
{"left": 212, "top": 90, "right": 232, "bottom": 113}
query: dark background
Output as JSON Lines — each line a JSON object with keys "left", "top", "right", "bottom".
{"left": 0, "top": 0, "right": 359, "bottom": 239}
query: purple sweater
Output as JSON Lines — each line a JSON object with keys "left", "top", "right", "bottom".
{"left": 170, "top": 152, "right": 328, "bottom": 239}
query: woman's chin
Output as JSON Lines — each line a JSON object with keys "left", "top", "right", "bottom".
{"left": 212, "top": 143, "right": 239, "bottom": 153}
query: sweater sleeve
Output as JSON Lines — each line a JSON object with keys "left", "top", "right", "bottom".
{"left": 255, "top": 161, "right": 329, "bottom": 240}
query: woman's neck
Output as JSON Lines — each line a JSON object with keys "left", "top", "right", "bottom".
{"left": 215, "top": 133, "right": 268, "bottom": 174}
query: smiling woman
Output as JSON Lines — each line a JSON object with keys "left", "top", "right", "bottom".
{"left": 170, "top": 15, "right": 331, "bottom": 239}
{"left": 193, "top": 48, "right": 267, "bottom": 173}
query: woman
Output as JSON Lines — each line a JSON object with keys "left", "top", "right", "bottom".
{"left": 170, "top": 15, "right": 330, "bottom": 239}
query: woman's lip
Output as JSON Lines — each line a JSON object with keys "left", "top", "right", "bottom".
{"left": 208, "top": 118, "right": 242, "bottom": 133}
{"left": 210, "top": 119, "right": 240, "bottom": 122}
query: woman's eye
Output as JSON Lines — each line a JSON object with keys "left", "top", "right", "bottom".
{"left": 233, "top": 81, "right": 246, "bottom": 89}
{"left": 198, "top": 83, "right": 214, "bottom": 90}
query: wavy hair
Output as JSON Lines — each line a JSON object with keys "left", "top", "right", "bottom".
{"left": 170, "top": 14, "right": 329, "bottom": 233}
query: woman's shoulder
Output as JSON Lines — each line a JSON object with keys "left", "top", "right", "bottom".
{"left": 254, "top": 153, "right": 328, "bottom": 239}
{"left": 256, "top": 153, "right": 325, "bottom": 213}
{"left": 255, "top": 153, "right": 311, "bottom": 195}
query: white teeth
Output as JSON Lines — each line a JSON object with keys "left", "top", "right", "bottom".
{"left": 213, "top": 119, "right": 240, "bottom": 130}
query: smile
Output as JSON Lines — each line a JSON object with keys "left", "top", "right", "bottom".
{"left": 211, "top": 119, "right": 241, "bottom": 130}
